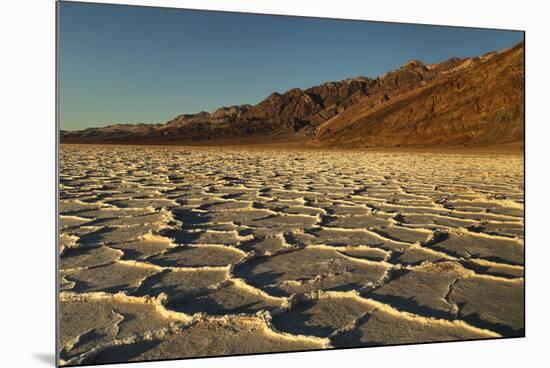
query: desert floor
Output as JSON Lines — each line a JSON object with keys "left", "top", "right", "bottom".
{"left": 58, "top": 145, "right": 524, "bottom": 365}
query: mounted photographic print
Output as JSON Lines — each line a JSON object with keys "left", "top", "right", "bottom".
{"left": 57, "top": 1, "right": 525, "bottom": 366}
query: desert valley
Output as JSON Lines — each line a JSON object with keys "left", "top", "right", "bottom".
{"left": 58, "top": 42, "right": 524, "bottom": 365}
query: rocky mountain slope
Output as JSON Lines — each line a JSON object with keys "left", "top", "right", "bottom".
{"left": 61, "top": 77, "right": 374, "bottom": 143}
{"left": 61, "top": 42, "right": 524, "bottom": 149}
{"left": 310, "top": 43, "right": 524, "bottom": 148}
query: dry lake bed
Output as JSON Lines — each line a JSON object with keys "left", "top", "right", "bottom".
{"left": 58, "top": 145, "right": 524, "bottom": 365}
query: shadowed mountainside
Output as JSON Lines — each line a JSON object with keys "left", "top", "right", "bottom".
{"left": 61, "top": 43, "right": 524, "bottom": 149}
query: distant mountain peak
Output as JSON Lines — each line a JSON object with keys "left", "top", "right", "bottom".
{"left": 400, "top": 59, "right": 425, "bottom": 69}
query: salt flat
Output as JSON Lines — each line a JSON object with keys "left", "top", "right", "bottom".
{"left": 58, "top": 145, "right": 524, "bottom": 365}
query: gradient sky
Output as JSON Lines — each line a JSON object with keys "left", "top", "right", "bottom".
{"left": 58, "top": 2, "right": 523, "bottom": 131}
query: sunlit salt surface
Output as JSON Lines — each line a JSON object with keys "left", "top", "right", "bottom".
{"left": 59, "top": 145, "right": 524, "bottom": 365}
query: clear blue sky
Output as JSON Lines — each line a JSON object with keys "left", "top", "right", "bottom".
{"left": 58, "top": 1, "right": 523, "bottom": 131}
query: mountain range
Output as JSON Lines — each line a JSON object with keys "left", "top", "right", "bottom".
{"left": 60, "top": 42, "right": 524, "bottom": 149}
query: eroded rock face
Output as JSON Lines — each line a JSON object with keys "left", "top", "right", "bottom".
{"left": 58, "top": 146, "right": 524, "bottom": 366}
{"left": 311, "top": 43, "right": 524, "bottom": 148}
{"left": 60, "top": 43, "right": 523, "bottom": 149}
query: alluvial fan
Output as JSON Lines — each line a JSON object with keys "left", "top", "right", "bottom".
{"left": 58, "top": 145, "right": 524, "bottom": 365}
